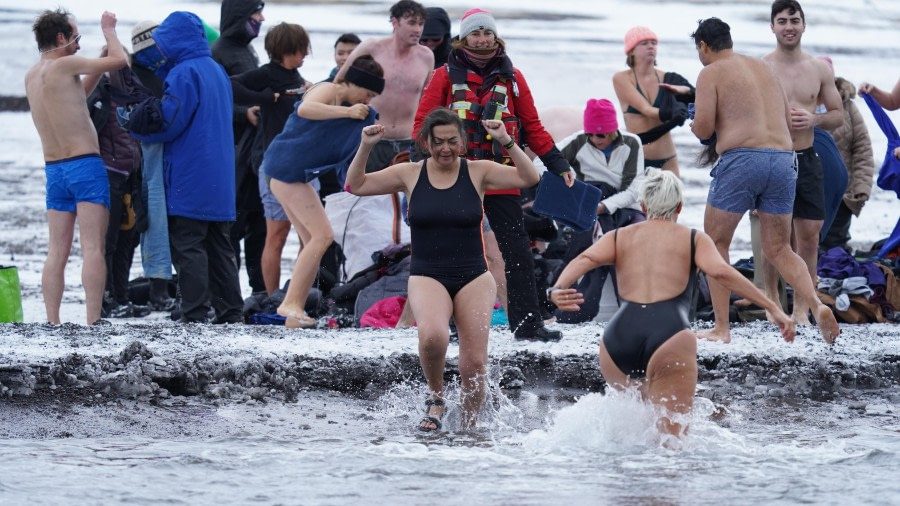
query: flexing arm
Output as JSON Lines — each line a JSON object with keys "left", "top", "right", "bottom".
{"left": 480, "top": 120, "right": 541, "bottom": 191}
{"left": 693, "top": 232, "right": 796, "bottom": 341}
{"left": 65, "top": 12, "right": 127, "bottom": 96}
{"left": 345, "top": 124, "right": 409, "bottom": 195}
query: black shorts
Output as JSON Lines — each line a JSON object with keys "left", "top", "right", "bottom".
{"left": 793, "top": 147, "right": 825, "bottom": 220}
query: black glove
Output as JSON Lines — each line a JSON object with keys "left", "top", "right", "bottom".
{"left": 539, "top": 147, "right": 571, "bottom": 176}
{"left": 670, "top": 102, "right": 690, "bottom": 126}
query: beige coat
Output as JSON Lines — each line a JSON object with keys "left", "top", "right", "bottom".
{"left": 828, "top": 78, "right": 875, "bottom": 216}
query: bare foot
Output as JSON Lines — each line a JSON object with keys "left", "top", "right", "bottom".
{"left": 697, "top": 327, "right": 731, "bottom": 344}
{"left": 814, "top": 305, "right": 839, "bottom": 345}
{"left": 277, "top": 304, "right": 315, "bottom": 329}
{"left": 791, "top": 310, "right": 812, "bottom": 326}
{"left": 733, "top": 298, "right": 753, "bottom": 308}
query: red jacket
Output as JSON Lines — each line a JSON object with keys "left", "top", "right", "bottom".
{"left": 414, "top": 56, "right": 561, "bottom": 195}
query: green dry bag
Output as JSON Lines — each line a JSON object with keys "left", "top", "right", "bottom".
{"left": 0, "top": 265, "right": 24, "bottom": 322}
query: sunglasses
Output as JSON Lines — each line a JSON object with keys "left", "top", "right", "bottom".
{"left": 70, "top": 33, "right": 82, "bottom": 44}
{"left": 586, "top": 132, "right": 611, "bottom": 139}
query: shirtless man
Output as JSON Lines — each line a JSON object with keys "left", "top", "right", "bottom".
{"left": 24, "top": 9, "right": 127, "bottom": 325}
{"left": 760, "top": 0, "right": 843, "bottom": 324}
{"left": 336, "top": 0, "right": 434, "bottom": 172}
{"left": 689, "top": 17, "right": 838, "bottom": 344}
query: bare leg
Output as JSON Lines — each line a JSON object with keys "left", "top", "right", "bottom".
{"left": 43, "top": 210, "right": 76, "bottom": 324}
{"left": 76, "top": 202, "right": 109, "bottom": 325}
{"left": 395, "top": 298, "right": 415, "bottom": 328}
{"left": 261, "top": 219, "right": 291, "bottom": 295}
{"left": 270, "top": 180, "right": 332, "bottom": 328}
{"left": 452, "top": 272, "right": 496, "bottom": 429}
{"left": 758, "top": 212, "right": 838, "bottom": 344}
{"left": 645, "top": 330, "right": 698, "bottom": 438}
{"left": 699, "top": 205, "right": 745, "bottom": 343}
{"left": 598, "top": 339, "right": 635, "bottom": 392}
{"left": 407, "top": 276, "right": 453, "bottom": 430}
{"left": 483, "top": 230, "right": 507, "bottom": 312}
{"left": 789, "top": 217, "right": 823, "bottom": 324}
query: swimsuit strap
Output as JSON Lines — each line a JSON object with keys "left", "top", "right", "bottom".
{"left": 632, "top": 68, "right": 660, "bottom": 105}
{"left": 689, "top": 228, "right": 696, "bottom": 272}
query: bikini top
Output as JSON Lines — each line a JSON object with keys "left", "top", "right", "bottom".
{"left": 615, "top": 228, "right": 697, "bottom": 305}
{"left": 624, "top": 69, "right": 662, "bottom": 115}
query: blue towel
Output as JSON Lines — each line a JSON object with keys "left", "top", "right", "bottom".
{"left": 262, "top": 103, "right": 377, "bottom": 186}
{"left": 532, "top": 171, "right": 602, "bottom": 232}
{"left": 861, "top": 93, "right": 900, "bottom": 197}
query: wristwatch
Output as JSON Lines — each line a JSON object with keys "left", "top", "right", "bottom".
{"left": 546, "top": 286, "right": 560, "bottom": 299}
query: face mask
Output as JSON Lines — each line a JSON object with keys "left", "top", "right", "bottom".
{"left": 134, "top": 45, "right": 167, "bottom": 72}
{"left": 245, "top": 18, "right": 262, "bottom": 39}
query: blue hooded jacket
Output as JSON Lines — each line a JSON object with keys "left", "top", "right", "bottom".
{"left": 132, "top": 11, "right": 236, "bottom": 222}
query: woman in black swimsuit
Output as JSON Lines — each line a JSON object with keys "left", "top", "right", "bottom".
{"left": 548, "top": 171, "right": 795, "bottom": 438}
{"left": 346, "top": 108, "right": 541, "bottom": 432}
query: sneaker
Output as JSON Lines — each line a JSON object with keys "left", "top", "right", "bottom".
{"left": 106, "top": 302, "right": 151, "bottom": 318}
{"left": 514, "top": 325, "right": 562, "bottom": 342}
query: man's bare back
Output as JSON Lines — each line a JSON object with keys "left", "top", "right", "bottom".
{"left": 694, "top": 52, "right": 792, "bottom": 153}
{"left": 342, "top": 37, "right": 433, "bottom": 139}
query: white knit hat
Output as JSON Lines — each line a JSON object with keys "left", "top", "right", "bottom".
{"left": 459, "top": 9, "right": 497, "bottom": 39}
{"left": 131, "top": 20, "right": 159, "bottom": 53}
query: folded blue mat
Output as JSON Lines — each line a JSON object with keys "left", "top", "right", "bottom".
{"left": 532, "top": 171, "right": 601, "bottom": 232}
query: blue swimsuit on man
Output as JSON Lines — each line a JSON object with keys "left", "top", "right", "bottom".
{"left": 407, "top": 158, "right": 487, "bottom": 298}
{"left": 603, "top": 229, "right": 697, "bottom": 379}
{"left": 45, "top": 154, "right": 110, "bottom": 211}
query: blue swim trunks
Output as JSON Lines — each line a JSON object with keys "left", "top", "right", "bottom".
{"left": 707, "top": 148, "right": 796, "bottom": 215}
{"left": 45, "top": 154, "right": 110, "bottom": 212}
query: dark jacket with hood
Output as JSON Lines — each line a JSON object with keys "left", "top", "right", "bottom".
{"left": 130, "top": 11, "right": 236, "bottom": 222}
{"left": 211, "top": 0, "right": 263, "bottom": 139}
{"left": 423, "top": 7, "right": 451, "bottom": 69}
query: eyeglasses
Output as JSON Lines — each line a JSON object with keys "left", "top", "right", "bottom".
{"left": 586, "top": 132, "right": 610, "bottom": 139}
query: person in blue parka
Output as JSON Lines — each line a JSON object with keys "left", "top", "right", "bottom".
{"left": 127, "top": 11, "right": 244, "bottom": 323}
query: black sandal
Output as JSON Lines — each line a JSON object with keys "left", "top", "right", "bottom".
{"left": 418, "top": 398, "right": 445, "bottom": 432}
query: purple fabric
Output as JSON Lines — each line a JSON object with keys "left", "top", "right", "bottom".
{"left": 817, "top": 246, "right": 886, "bottom": 288}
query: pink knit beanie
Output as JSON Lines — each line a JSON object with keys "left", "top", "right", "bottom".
{"left": 624, "top": 26, "right": 658, "bottom": 55}
{"left": 583, "top": 99, "right": 618, "bottom": 134}
{"left": 459, "top": 8, "right": 498, "bottom": 39}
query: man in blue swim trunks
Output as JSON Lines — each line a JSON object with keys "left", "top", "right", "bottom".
{"left": 689, "top": 17, "right": 839, "bottom": 345}
{"left": 25, "top": 8, "right": 127, "bottom": 325}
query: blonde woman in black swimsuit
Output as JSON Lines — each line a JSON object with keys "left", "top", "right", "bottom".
{"left": 613, "top": 26, "right": 695, "bottom": 177}
{"left": 548, "top": 171, "right": 795, "bottom": 438}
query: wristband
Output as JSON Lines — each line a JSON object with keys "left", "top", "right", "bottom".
{"left": 502, "top": 138, "right": 516, "bottom": 150}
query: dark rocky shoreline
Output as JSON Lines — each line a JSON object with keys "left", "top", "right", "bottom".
{"left": 2, "top": 322, "right": 898, "bottom": 406}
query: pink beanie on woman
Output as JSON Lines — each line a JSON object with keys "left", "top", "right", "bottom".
{"left": 624, "top": 26, "right": 658, "bottom": 54}
{"left": 583, "top": 99, "right": 618, "bottom": 134}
